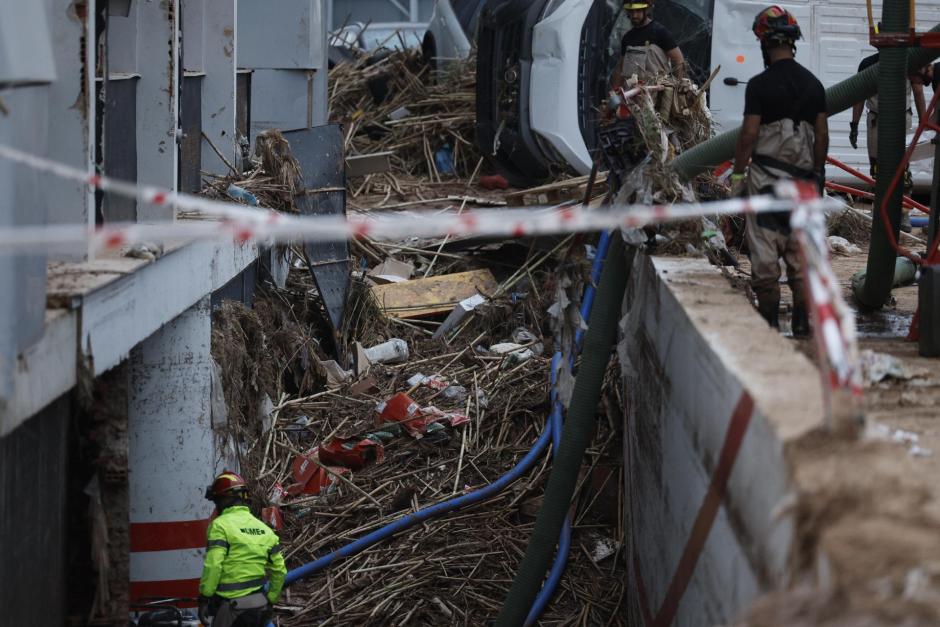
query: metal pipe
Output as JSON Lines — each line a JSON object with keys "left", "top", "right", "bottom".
{"left": 825, "top": 180, "right": 929, "bottom": 213}
{"left": 930, "top": 93, "right": 940, "bottom": 247}
{"left": 859, "top": 0, "right": 911, "bottom": 309}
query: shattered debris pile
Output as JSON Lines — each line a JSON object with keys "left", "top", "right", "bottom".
{"left": 213, "top": 239, "right": 627, "bottom": 625}
{"left": 198, "top": 129, "right": 306, "bottom": 214}
{"left": 329, "top": 49, "right": 481, "bottom": 183}
{"left": 609, "top": 74, "right": 714, "bottom": 206}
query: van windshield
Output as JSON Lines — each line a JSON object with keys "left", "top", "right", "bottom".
{"left": 607, "top": 0, "right": 715, "bottom": 86}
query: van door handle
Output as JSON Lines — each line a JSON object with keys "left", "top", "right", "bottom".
{"left": 723, "top": 77, "right": 746, "bottom": 86}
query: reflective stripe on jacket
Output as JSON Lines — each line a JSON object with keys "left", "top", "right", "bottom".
{"left": 199, "top": 505, "right": 287, "bottom": 604}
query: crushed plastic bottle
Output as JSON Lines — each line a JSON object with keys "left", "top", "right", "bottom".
{"left": 434, "top": 144, "right": 456, "bottom": 175}
{"left": 364, "top": 338, "right": 410, "bottom": 364}
{"left": 227, "top": 183, "right": 259, "bottom": 206}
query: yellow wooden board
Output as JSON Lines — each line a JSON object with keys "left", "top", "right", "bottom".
{"left": 370, "top": 269, "right": 498, "bottom": 319}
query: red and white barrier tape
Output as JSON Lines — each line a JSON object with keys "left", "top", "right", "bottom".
{"left": 792, "top": 204, "right": 865, "bottom": 422}
{"left": 0, "top": 143, "right": 862, "bottom": 417}
{"left": 0, "top": 144, "right": 839, "bottom": 255}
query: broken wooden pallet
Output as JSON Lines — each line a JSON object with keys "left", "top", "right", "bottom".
{"left": 370, "top": 269, "right": 497, "bottom": 318}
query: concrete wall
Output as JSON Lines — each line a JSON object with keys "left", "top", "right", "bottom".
{"left": 619, "top": 255, "right": 825, "bottom": 626}
{"left": 0, "top": 395, "right": 70, "bottom": 627}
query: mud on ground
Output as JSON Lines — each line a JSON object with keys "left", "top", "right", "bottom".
{"left": 711, "top": 206, "right": 940, "bottom": 626}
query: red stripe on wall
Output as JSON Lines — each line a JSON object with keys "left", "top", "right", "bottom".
{"left": 130, "top": 519, "right": 209, "bottom": 552}
{"left": 650, "top": 392, "right": 756, "bottom": 627}
{"left": 130, "top": 578, "right": 200, "bottom": 607}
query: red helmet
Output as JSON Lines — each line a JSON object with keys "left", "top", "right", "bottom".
{"left": 753, "top": 6, "right": 802, "bottom": 45}
{"left": 205, "top": 471, "right": 248, "bottom": 500}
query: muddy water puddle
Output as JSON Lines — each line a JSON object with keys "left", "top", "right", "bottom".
{"left": 855, "top": 308, "right": 914, "bottom": 339}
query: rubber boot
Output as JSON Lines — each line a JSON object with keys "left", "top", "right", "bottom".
{"left": 791, "top": 303, "right": 811, "bottom": 338}
{"left": 757, "top": 294, "right": 780, "bottom": 329}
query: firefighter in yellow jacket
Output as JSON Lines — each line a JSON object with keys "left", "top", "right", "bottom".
{"left": 198, "top": 471, "right": 287, "bottom": 627}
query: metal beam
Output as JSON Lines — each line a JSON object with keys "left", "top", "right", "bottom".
{"left": 201, "top": 0, "right": 238, "bottom": 176}
{"left": 0, "top": 239, "right": 259, "bottom": 437}
{"left": 137, "top": 0, "right": 180, "bottom": 222}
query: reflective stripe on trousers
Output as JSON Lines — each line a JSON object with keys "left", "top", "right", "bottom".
{"left": 216, "top": 576, "right": 267, "bottom": 592}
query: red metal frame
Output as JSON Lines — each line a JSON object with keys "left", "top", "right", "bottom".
{"left": 875, "top": 87, "right": 940, "bottom": 267}
{"left": 869, "top": 29, "right": 940, "bottom": 49}
{"left": 825, "top": 156, "right": 930, "bottom": 213}
{"left": 870, "top": 86, "right": 940, "bottom": 341}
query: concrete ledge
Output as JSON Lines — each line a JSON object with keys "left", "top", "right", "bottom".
{"left": 0, "top": 239, "right": 258, "bottom": 437}
{"left": 619, "top": 254, "right": 824, "bottom": 625}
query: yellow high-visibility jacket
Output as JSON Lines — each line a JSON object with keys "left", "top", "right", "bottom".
{"left": 199, "top": 505, "right": 287, "bottom": 604}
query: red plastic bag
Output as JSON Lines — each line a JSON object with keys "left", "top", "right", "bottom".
{"left": 480, "top": 174, "right": 509, "bottom": 190}
{"left": 261, "top": 506, "right": 284, "bottom": 531}
{"left": 291, "top": 449, "right": 350, "bottom": 495}
{"left": 378, "top": 392, "right": 421, "bottom": 422}
{"left": 379, "top": 394, "right": 471, "bottom": 437}
{"left": 318, "top": 437, "right": 384, "bottom": 470}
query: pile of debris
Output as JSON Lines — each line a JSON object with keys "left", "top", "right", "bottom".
{"left": 198, "top": 129, "right": 306, "bottom": 214}
{"left": 213, "top": 235, "right": 627, "bottom": 625}
{"left": 329, "top": 49, "right": 481, "bottom": 184}
{"left": 608, "top": 73, "right": 715, "bottom": 206}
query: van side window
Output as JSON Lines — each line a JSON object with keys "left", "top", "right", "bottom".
{"left": 650, "top": 0, "right": 716, "bottom": 85}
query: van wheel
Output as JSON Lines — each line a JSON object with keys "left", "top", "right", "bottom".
{"left": 422, "top": 34, "right": 437, "bottom": 71}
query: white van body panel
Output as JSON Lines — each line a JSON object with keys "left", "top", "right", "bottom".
{"left": 427, "top": 0, "right": 472, "bottom": 65}
{"left": 530, "top": 0, "right": 595, "bottom": 175}
{"left": 709, "top": 0, "right": 940, "bottom": 188}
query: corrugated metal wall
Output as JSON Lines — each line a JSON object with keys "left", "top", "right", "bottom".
{"left": 0, "top": 395, "right": 69, "bottom": 627}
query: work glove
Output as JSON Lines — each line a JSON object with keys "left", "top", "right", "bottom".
{"left": 849, "top": 122, "right": 859, "bottom": 149}
{"left": 198, "top": 596, "right": 211, "bottom": 626}
{"left": 729, "top": 172, "right": 747, "bottom": 198}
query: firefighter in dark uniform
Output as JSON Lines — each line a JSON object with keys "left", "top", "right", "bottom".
{"left": 611, "top": 1, "right": 686, "bottom": 87}
{"left": 731, "top": 6, "right": 829, "bottom": 336}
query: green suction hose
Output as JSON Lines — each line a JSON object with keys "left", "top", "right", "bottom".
{"left": 495, "top": 234, "right": 634, "bottom": 626}
{"left": 859, "top": 0, "right": 912, "bottom": 309}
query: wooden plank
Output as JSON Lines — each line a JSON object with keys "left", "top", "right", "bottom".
{"left": 370, "top": 269, "right": 498, "bottom": 319}
{"left": 505, "top": 172, "right": 609, "bottom": 201}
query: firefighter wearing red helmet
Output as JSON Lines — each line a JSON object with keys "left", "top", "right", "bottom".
{"left": 612, "top": 1, "right": 686, "bottom": 88}
{"left": 197, "top": 471, "right": 287, "bottom": 627}
{"left": 731, "top": 5, "right": 828, "bottom": 336}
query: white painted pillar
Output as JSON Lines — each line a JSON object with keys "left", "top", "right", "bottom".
{"left": 128, "top": 296, "right": 217, "bottom": 602}
{"left": 137, "top": 0, "right": 180, "bottom": 222}
{"left": 201, "top": 0, "right": 238, "bottom": 175}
